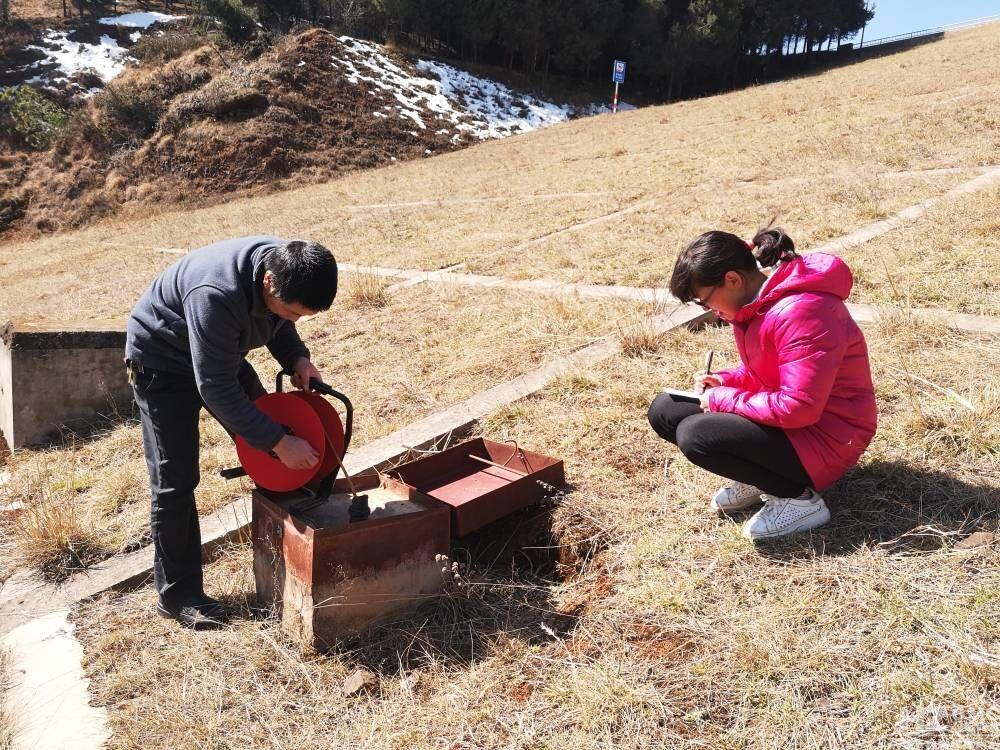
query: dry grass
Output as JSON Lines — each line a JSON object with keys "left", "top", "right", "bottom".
{"left": 0, "top": 282, "right": 644, "bottom": 579}
{"left": 842, "top": 185, "right": 1000, "bottom": 316}
{"left": 5, "top": 22, "right": 1000, "bottom": 748}
{"left": 71, "top": 318, "right": 1000, "bottom": 749}
{"left": 617, "top": 311, "right": 673, "bottom": 358}
{"left": 342, "top": 271, "right": 392, "bottom": 309}
{"left": 2, "top": 25, "right": 998, "bottom": 319}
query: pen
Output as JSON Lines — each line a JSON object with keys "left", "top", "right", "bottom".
{"left": 704, "top": 350, "right": 715, "bottom": 376}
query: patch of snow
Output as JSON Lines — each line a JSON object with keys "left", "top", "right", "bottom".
{"left": 578, "top": 101, "right": 638, "bottom": 115}
{"left": 332, "top": 36, "right": 575, "bottom": 142}
{"left": 97, "top": 11, "right": 185, "bottom": 28}
{"left": 129, "top": 31, "right": 142, "bottom": 43}
{"left": 373, "top": 111, "right": 387, "bottom": 118}
{"left": 416, "top": 58, "right": 572, "bottom": 138}
{"left": 26, "top": 30, "right": 133, "bottom": 84}
{"left": 297, "top": 60, "right": 306, "bottom": 67}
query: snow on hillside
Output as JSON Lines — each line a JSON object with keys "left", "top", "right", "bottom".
{"left": 97, "top": 12, "right": 186, "bottom": 29}
{"left": 8, "top": 13, "right": 184, "bottom": 95}
{"left": 333, "top": 36, "right": 577, "bottom": 141}
{"left": 24, "top": 31, "right": 131, "bottom": 86}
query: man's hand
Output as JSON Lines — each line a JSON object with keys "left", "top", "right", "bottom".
{"left": 291, "top": 357, "right": 323, "bottom": 392}
{"left": 694, "top": 372, "right": 723, "bottom": 394}
{"left": 272, "top": 434, "right": 320, "bottom": 470}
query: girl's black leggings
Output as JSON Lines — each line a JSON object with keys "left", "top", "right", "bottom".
{"left": 647, "top": 393, "right": 812, "bottom": 498}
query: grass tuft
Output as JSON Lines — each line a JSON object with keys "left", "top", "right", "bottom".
{"left": 10, "top": 495, "right": 105, "bottom": 582}
{"left": 343, "top": 272, "right": 391, "bottom": 309}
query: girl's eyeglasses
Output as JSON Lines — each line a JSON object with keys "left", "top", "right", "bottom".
{"left": 694, "top": 285, "right": 721, "bottom": 310}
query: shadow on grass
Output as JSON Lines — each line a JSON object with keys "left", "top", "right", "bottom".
{"left": 336, "top": 502, "right": 579, "bottom": 675}
{"left": 755, "top": 459, "right": 1000, "bottom": 560}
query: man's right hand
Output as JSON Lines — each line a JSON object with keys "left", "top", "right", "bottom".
{"left": 272, "top": 434, "right": 320, "bottom": 470}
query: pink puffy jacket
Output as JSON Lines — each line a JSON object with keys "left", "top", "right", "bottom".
{"left": 707, "top": 253, "right": 877, "bottom": 490}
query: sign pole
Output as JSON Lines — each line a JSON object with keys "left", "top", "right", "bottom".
{"left": 611, "top": 59, "right": 626, "bottom": 113}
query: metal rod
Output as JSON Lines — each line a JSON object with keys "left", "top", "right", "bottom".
{"left": 468, "top": 454, "right": 529, "bottom": 476}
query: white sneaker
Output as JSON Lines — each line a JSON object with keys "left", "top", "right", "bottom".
{"left": 741, "top": 489, "right": 830, "bottom": 541}
{"left": 710, "top": 482, "right": 764, "bottom": 513}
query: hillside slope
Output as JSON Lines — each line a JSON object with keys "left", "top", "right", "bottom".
{"left": 1, "top": 23, "right": 996, "bottom": 321}
{"left": 0, "top": 26, "right": 584, "bottom": 237}
{"left": 2, "top": 22, "right": 1000, "bottom": 750}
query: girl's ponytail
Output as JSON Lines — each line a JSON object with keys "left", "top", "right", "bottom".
{"left": 752, "top": 227, "right": 796, "bottom": 267}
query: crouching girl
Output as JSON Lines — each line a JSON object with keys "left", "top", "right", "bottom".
{"left": 647, "top": 228, "right": 877, "bottom": 541}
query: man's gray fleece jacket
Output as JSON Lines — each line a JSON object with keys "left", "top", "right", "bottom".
{"left": 125, "top": 235, "right": 310, "bottom": 451}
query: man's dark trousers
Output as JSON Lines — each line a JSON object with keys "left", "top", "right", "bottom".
{"left": 130, "top": 361, "right": 265, "bottom": 602}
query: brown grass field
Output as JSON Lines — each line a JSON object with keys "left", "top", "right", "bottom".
{"left": 0, "top": 21, "right": 998, "bottom": 750}
{"left": 842, "top": 185, "right": 1000, "bottom": 316}
{"left": 72, "top": 317, "right": 1000, "bottom": 749}
{"left": 0, "top": 650, "right": 11, "bottom": 749}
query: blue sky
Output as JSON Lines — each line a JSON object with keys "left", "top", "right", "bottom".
{"left": 860, "top": 0, "right": 1000, "bottom": 42}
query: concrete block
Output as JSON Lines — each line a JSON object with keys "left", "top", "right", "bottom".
{"left": 0, "top": 320, "right": 131, "bottom": 450}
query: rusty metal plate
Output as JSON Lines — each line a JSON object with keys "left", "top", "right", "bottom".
{"left": 389, "top": 438, "right": 566, "bottom": 536}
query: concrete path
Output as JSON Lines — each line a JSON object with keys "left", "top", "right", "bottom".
{"left": 340, "top": 262, "right": 1000, "bottom": 337}
{"left": 808, "top": 166, "right": 1000, "bottom": 256}
{"left": 3, "top": 610, "right": 111, "bottom": 750}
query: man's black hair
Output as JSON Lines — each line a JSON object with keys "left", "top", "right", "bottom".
{"left": 263, "top": 240, "right": 338, "bottom": 311}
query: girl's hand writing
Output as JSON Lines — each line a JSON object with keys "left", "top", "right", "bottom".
{"left": 694, "top": 372, "right": 723, "bottom": 394}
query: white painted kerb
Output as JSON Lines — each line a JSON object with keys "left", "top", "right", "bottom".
{"left": 3, "top": 610, "right": 110, "bottom": 750}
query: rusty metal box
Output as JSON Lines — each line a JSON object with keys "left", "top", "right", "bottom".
{"left": 252, "top": 473, "right": 450, "bottom": 651}
{"left": 389, "top": 438, "right": 565, "bottom": 537}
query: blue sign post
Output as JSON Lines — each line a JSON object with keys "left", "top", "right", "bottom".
{"left": 611, "top": 59, "right": 626, "bottom": 112}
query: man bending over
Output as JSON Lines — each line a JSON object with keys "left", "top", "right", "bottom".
{"left": 125, "top": 236, "right": 337, "bottom": 628}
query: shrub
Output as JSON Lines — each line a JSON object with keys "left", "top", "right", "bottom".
{"left": 0, "top": 85, "right": 69, "bottom": 150}
{"left": 131, "top": 31, "right": 214, "bottom": 63}
{"left": 52, "top": 108, "right": 104, "bottom": 154}
{"left": 201, "top": 0, "right": 259, "bottom": 44}
{"left": 94, "top": 81, "right": 164, "bottom": 145}
{"left": 0, "top": 196, "right": 26, "bottom": 231}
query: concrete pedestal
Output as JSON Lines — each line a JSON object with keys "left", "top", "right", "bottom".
{"left": 0, "top": 321, "right": 130, "bottom": 451}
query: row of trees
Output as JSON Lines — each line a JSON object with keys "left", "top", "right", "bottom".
{"left": 263, "top": 0, "right": 874, "bottom": 98}
{"left": 0, "top": 0, "right": 873, "bottom": 100}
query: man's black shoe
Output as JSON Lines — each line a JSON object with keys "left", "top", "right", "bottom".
{"left": 157, "top": 592, "right": 228, "bottom": 629}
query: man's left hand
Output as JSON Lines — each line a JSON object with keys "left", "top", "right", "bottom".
{"left": 291, "top": 357, "right": 323, "bottom": 392}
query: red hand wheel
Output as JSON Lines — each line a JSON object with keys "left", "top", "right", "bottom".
{"left": 235, "top": 392, "right": 327, "bottom": 492}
